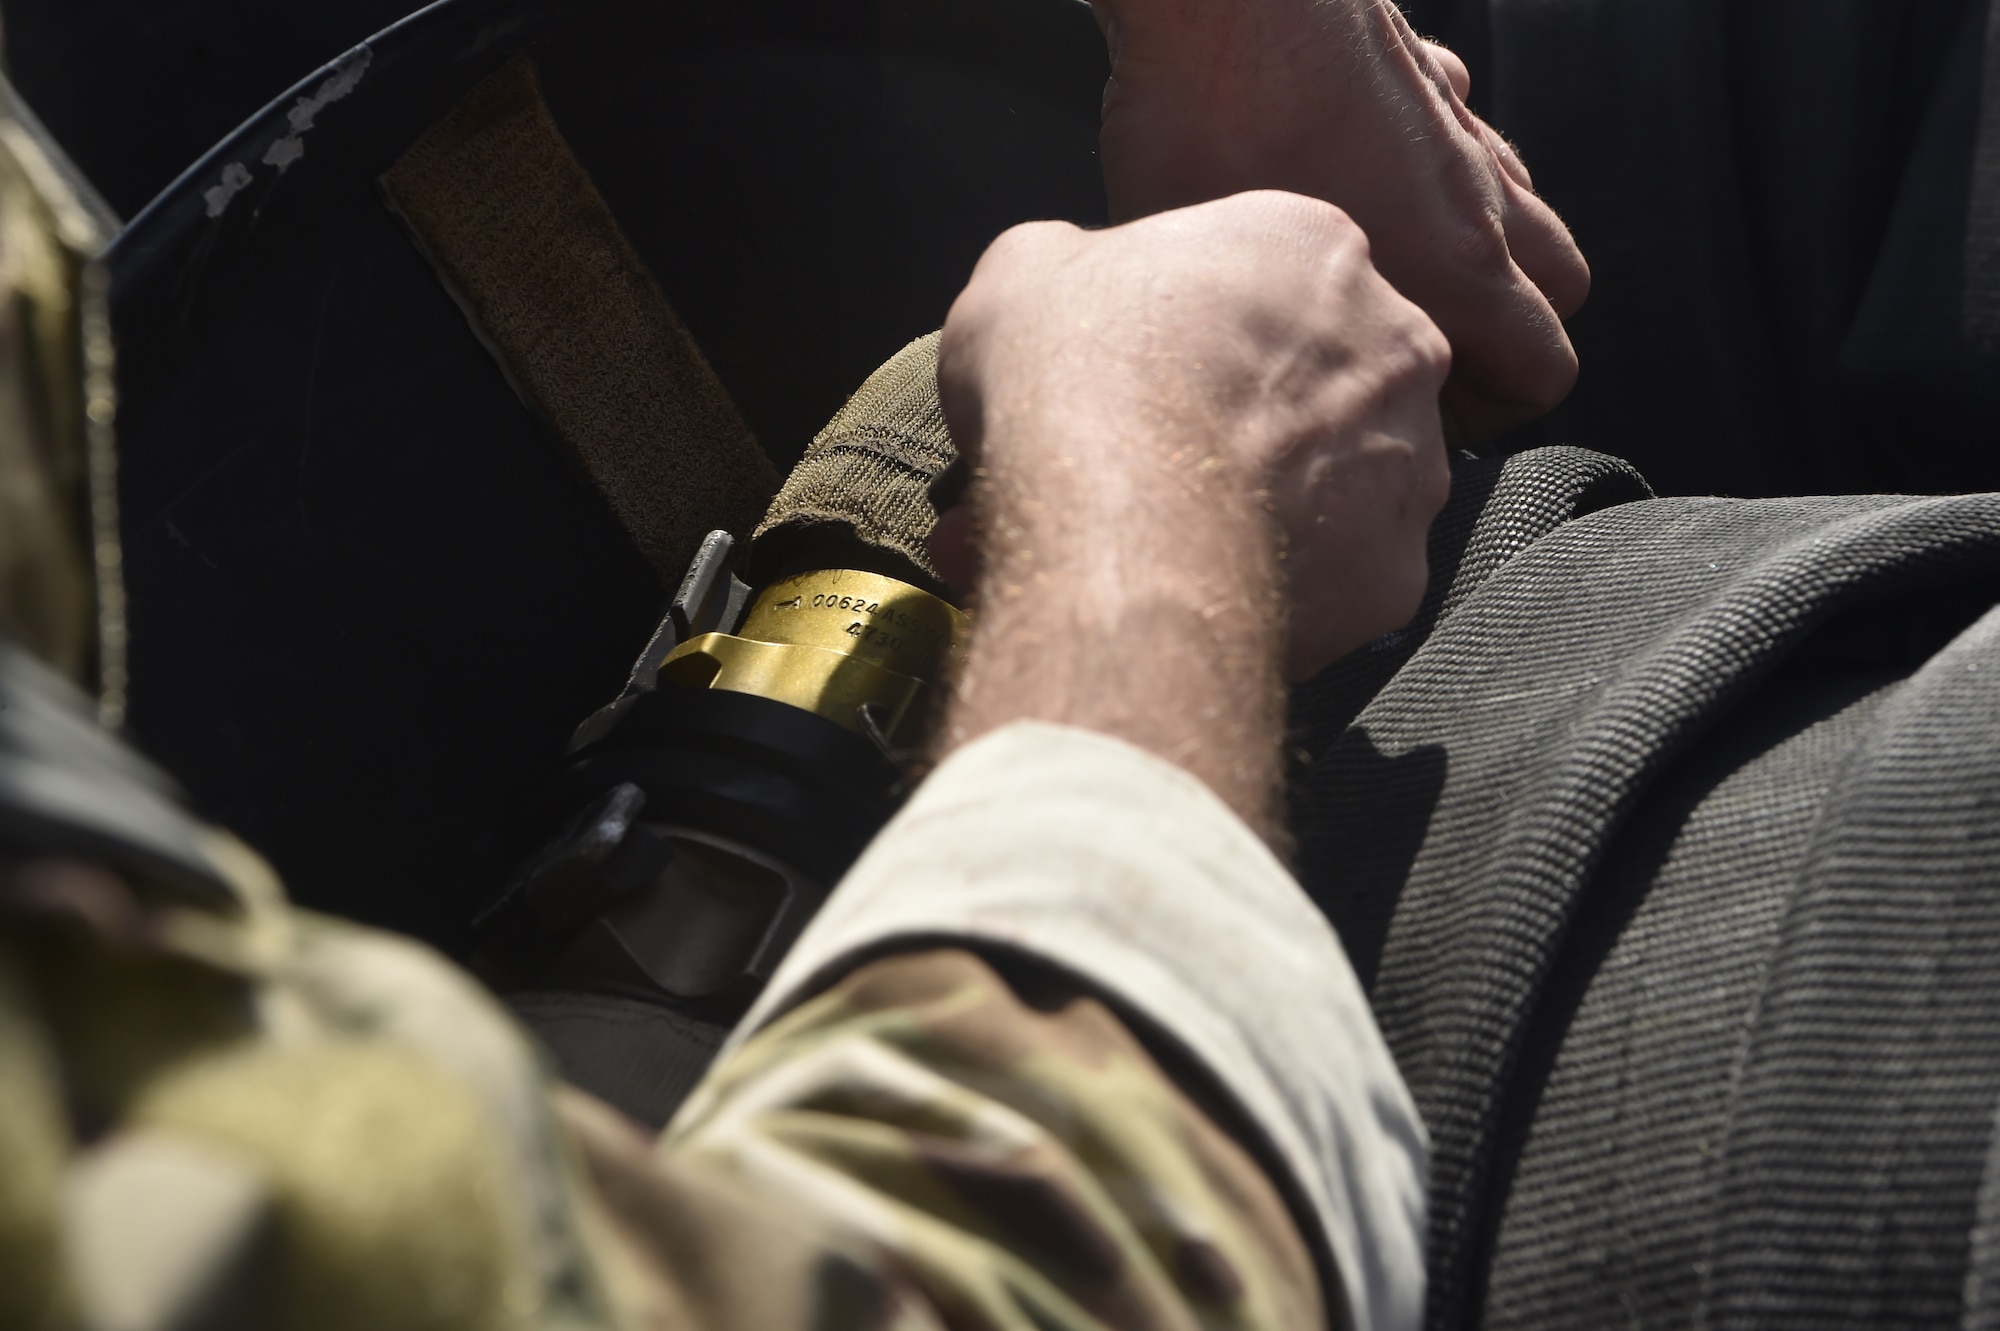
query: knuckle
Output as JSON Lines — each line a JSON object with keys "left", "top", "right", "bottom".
{"left": 1414, "top": 321, "right": 1454, "bottom": 379}
{"left": 1419, "top": 439, "right": 1452, "bottom": 516}
{"left": 1242, "top": 188, "right": 1365, "bottom": 250}
{"left": 935, "top": 318, "right": 986, "bottom": 409}
{"left": 1306, "top": 197, "right": 1367, "bottom": 251}
{"left": 1380, "top": 320, "right": 1452, "bottom": 397}
{"left": 1446, "top": 207, "right": 1512, "bottom": 276}
{"left": 1526, "top": 340, "right": 1582, "bottom": 409}
{"left": 980, "top": 219, "right": 1072, "bottom": 273}
{"left": 940, "top": 279, "right": 994, "bottom": 351}
{"left": 1431, "top": 152, "right": 1513, "bottom": 274}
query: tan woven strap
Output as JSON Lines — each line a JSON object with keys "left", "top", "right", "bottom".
{"left": 382, "top": 56, "right": 776, "bottom": 585}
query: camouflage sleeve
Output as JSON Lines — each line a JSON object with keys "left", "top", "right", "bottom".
{"left": 0, "top": 717, "right": 1416, "bottom": 1331}
{"left": 567, "top": 720, "right": 1428, "bottom": 1331}
{"left": 711, "top": 721, "right": 1429, "bottom": 1331}
{"left": 570, "top": 945, "right": 1323, "bottom": 1331}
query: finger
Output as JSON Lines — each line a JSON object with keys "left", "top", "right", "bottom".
{"left": 1085, "top": 0, "right": 1124, "bottom": 63}
{"left": 1442, "top": 366, "right": 1564, "bottom": 441}
{"left": 1367, "top": 120, "right": 1580, "bottom": 435}
{"left": 1428, "top": 71, "right": 1585, "bottom": 319}
{"left": 1435, "top": 279, "right": 1579, "bottom": 438}
{"left": 1419, "top": 39, "right": 1472, "bottom": 102}
{"left": 1476, "top": 118, "right": 1535, "bottom": 193}
{"left": 1418, "top": 241, "right": 1579, "bottom": 438}
{"left": 1495, "top": 170, "right": 1591, "bottom": 319}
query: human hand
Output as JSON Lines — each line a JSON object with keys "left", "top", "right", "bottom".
{"left": 936, "top": 190, "right": 1450, "bottom": 685}
{"left": 1089, "top": 0, "right": 1588, "bottom": 440}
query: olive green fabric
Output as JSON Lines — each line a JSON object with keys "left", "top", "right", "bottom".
{"left": 750, "top": 332, "right": 955, "bottom": 597}
{"left": 0, "top": 862, "right": 1325, "bottom": 1331}
{"left": 387, "top": 61, "right": 955, "bottom": 599}
{"left": 664, "top": 947, "right": 1325, "bottom": 1331}
{"left": 0, "top": 77, "right": 122, "bottom": 713}
{"left": 0, "top": 937, "right": 67, "bottom": 1329}
{"left": 0, "top": 858, "right": 611, "bottom": 1331}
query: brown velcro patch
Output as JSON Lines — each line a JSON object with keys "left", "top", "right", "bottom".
{"left": 382, "top": 55, "right": 777, "bottom": 585}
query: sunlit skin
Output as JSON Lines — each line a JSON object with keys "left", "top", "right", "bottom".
{"left": 926, "top": 2, "right": 1585, "bottom": 843}
{"left": 1091, "top": 0, "right": 1588, "bottom": 441}
{"left": 934, "top": 193, "right": 1450, "bottom": 843}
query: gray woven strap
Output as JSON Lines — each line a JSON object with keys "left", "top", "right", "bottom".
{"left": 1305, "top": 489, "right": 2000, "bottom": 1329}
{"left": 1700, "top": 602, "right": 2000, "bottom": 1328}
{"left": 1476, "top": 650, "right": 1908, "bottom": 1330}
{"left": 1290, "top": 445, "right": 1650, "bottom": 962}
{"left": 1291, "top": 445, "right": 1651, "bottom": 752}
{"left": 1965, "top": 1095, "right": 2000, "bottom": 1331}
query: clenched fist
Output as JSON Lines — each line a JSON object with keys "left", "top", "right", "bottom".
{"left": 938, "top": 190, "right": 1450, "bottom": 685}
{"left": 933, "top": 191, "right": 1450, "bottom": 832}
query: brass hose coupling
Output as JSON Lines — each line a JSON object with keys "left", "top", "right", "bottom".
{"left": 475, "top": 532, "right": 969, "bottom": 1003}
{"left": 657, "top": 568, "right": 968, "bottom": 754}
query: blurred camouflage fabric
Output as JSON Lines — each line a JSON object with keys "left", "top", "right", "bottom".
{"left": 0, "top": 714, "right": 1321, "bottom": 1331}
{"left": 654, "top": 948, "right": 1322, "bottom": 1331}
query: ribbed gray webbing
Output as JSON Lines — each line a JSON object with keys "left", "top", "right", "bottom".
{"left": 1702, "top": 602, "right": 2000, "bottom": 1328}
{"left": 1289, "top": 445, "right": 1651, "bottom": 956}
{"left": 1304, "top": 488, "right": 2000, "bottom": 1329}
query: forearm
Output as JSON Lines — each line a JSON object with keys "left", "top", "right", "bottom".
{"left": 656, "top": 198, "right": 1444, "bottom": 1331}
{"left": 939, "top": 402, "right": 1291, "bottom": 843}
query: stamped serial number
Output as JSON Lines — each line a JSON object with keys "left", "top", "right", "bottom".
{"left": 808, "top": 591, "right": 929, "bottom": 635}
{"left": 845, "top": 621, "right": 904, "bottom": 651}
{"left": 812, "top": 592, "right": 879, "bottom": 614}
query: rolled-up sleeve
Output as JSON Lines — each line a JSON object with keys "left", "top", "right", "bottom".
{"left": 701, "top": 720, "right": 1428, "bottom": 1331}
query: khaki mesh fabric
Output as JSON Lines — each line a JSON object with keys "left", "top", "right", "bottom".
{"left": 750, "top": 332, "right": 956, "bottom": 596}
{"left": 382, "top": 55, "right": 776, "bottom": 585}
